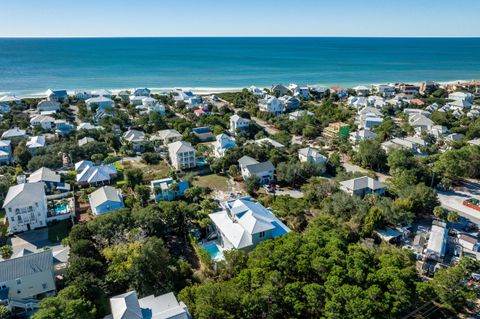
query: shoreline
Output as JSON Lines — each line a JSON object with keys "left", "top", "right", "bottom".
{"left": 0, "top": 79, "right": 473, "bottom": 99}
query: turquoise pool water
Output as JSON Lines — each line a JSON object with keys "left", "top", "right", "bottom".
{"left": 203, "top": 243, "right": 223, "bottom": 260}
{"left": 54, "top": 203, "right": 69, "bottom": 214}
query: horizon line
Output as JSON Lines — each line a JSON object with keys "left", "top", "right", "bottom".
{"left": 1, "top": 35, "right": 480, "bottom": 39}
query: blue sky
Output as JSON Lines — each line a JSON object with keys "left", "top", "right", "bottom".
{"left": 1, "top": 0, "right": 480, "bottom": 37}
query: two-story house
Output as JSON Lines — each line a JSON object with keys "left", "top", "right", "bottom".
{"left": 213, "top": 134, "right": 236, "bottom": 158}
{"left": 258, "top": 95, "right": 285, "bottom": 115}
{"left": 3, "top": 182, "right": 48, "bottom": 233}
{"left": 238, "top": 156, "right": 274, "bottom": 185}
{"left": 229, "top": 114, "right": 250, "bottom": 135}
{"left": 88, "top": 186, "right": 124, "bottom": 216}
{"left": 168, "top": 141, "right": 196, "bottom": 170}
{"left": 0, "top": 140, "right": 12, "bottom": 164}
{"left": 150, "top": 178, "right": 189, "bottom": 202}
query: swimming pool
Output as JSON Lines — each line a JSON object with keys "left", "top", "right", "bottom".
{"left": 54, "top": 203, "right": 69, "bottom": 214}
{"left": 202, "top": 242, "right": 224, "bottom": 261}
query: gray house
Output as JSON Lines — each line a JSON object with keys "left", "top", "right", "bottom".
{"left": 339, "top": 176, "right": 385, "bottom": 197}
{"left": 238, "top": 156, "right": 274, "bottom": 185}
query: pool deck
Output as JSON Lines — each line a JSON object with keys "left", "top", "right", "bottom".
{"left": 201, "top": 240, "right": 225, "bottom": 261}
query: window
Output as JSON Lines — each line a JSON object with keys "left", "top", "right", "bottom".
{"left": 42, "top": 283, "right": 47, "bottom": 289}
{"left": 10, "top": 217, "right": 14, "bottom": 222}
{"left": 8, "top": 208, "right": 11, "bottom": 213}
{"left": 259, "top": 231, "right": 266, "bottom": 239}
{"left": 28, "top": 206, "right": 33, "bottom": 212}
{"left": 16, "top": 279, "right": 21, "bottom": 285}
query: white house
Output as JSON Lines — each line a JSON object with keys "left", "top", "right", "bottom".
{"left": 238, "top": 156, "right": 274, "bottom": 184}
{"left": 2, "top": 127, "right": 27, "bottom": 140}
{"left": 0, "top": 250, "right": 56, "bottom": 302}
{"left": 78, "top": 136, "right": 95, "bottom": 147}
{"left": 353, "top": 85, "right": 370, "bottom": 96}
{"left": 253, "top": 137, "right": 285, "bottom": 150}
{"left": 208, "top": 196, "right": 290, "bottom": 251}
{"left": 132, "top": 88, "right": 151, "bottom": 96}
{"left": 408, "top": 113, "right": 434, "bottom": 133}
{"left": 168, "top": 141, "right": 196, "bottom": 170}
{"left": 258, "top": 95, "right": 285, "bottom": 115}
{"left": 349, "top": 129, "right": 378, "bottom": 144}
{"left": 150, "top": 129, "right": 182, "bottom": 145}
{"left": 426, "top": 221, "right": 448, "bottom": 261}
{"left": 77, "top": 122, "right": 104, "bottom": 131}
{"left": 348, "top": 96, "right": 368, "bottom": 109}
{"left": 288, "top": 83, "right": 310, "bottom": 99}
{"left": 86, "top": 96, "right": 113, "bottom": 110}
{"left": 88, "top": 186, "right": 124, "bottom": 216}
{"left": 3, "top": 182, "right": 48, "bottom": 233}
{"left": 229, "top": 114, "right": 250, "bottom": 135}
{"left": 381, "top": 136, "right": 427, "bottom": 154}
{"left": 37, "top": 100, "right": 61, "bottom": 113}
{"left": 26, "top": 136, "right": 46, "bottom": 155}
{"left": 106, "top": 290, "right": 190, "bottom": 319}
{"left": 0, "top": 95, "right": 21, "bottom": 104}
{"left": 129, "top": 95, "right": 145, "bottom": 106}
{"left": 91, "top": 89, "right": 112, "bottom": 98}
{"left": 339, "top": 176, "right": 385, "bottom": 197}
{"left": 122, "top": 129, "right": 147, "bottom": 152}
{"left": 298, "top": 147, "right": 327, "bottom": 169}
{"left": 458, "top": 233, "right": 479, "bottom": 252}
{"left": 213, "top": 134, "right": 236, "bottom": 158}
{"left": 289, "top": 110, "right": 313, "bottom": 120}
{"left": 74, "top": 90, "right": 92, "bottom": 100}
{"left": 248, "top": 86, "right": 265, "bottom": 97}
{"left": 45, "top": 89, "right": 68, "bottom": 103}
{"left": 30, "top": 115, "right": 55, "bottom": 130}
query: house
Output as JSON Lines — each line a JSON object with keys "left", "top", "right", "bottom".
{"left": 408, "top": 114, "right": 434, "bottom": 133}
{"left": 78, "top": 136, "right": 95, "bottom": 147}
{"left": 238, "top": 156, "right": 274, "bottom": 184}
{"left": 106, "top": 290, "right": 190, "bottom": 319}
{"left": 322, "top": 122, "right": 351, "bottom": 139}
{"left": 358, "top": 107, "right": 383, "bottom": 129}
{"left": 353, "top": 85, "right": 370, "bottom": 96}
{"left": 26, "top": 136, "right": 46, "bottom": 155}
{"left": 368, "top": 95, "right": 387, "bottom": 108}
{"left": 330, "top": 86, "right": 348, "bottom": 99}
{"left": 45, "top": 89, "right": 68, "bottom": 103}
{"left": 339, "top": 176, "right": 385, "bottom": 197}
{"left": 0, "top": 95, "right": 21, "bottom": 104}
{"left": 279, "top": 96, "right": 301, "bottom": 111}
{"left": 2, "top": 127, "right": 27, "bottom": 140}
{"left": 298, "top": 147, "right": 327, "bottom": 168}
{"left": 3, "top": 182, "right": 48, "bottom": 233}
{"left": 448, "top": 91, "right": 475, "bottom": 104}
{"left": 122, "top": 129, "right": 147, "bottom": 152}
{"left": 150, "top": 129, "right": 182, "bottom": 145}
{"left": 445, "top": 133, "right": 465, "bottom": 142}
{"left": 129, "top": 95, "right": 145, "bottom": 106}
{"left": 193, "top": 109, "right": 210, "bottom": 117}
{"left": 151, "top": 178, "right": 189, "bottom": 202}
{"left": 310, "top": 86, "right": 329, "bottom": 99}
{"left": 0, "top": 140, "right": 12, "bottom": 164}
{"left": 168, "top": 141, "right": 196, "bottom": 170}
{"left": 27, "top": 167, "right": 60, "bottom": 187}
{"left": 458, "top": 233, "right": 480, "bottom": 252}
{"left": 54, "top": 120, "right": 74, "bottom": 136}
{"left": 213, "top": 134, "right": 236, "bottom": 158}
{"left": 133, "top": 88, "right": 151, "bottom": 97}
{"left": 419, "top": 81, "right": 438, "bottom": 95}
{"left": 0, "top": 250, "right": 56, "bottom": 303}
{"left": 258, "top": 95, "right": 285, "bottom": 115}
{"left": 271, "top": 84, "right": 289, "bottom": 96}
{"left": 289, "top": 110, "right": 313, "bottom": 120}
{"left": 253, "top": 137, "right": 285, "bottom": 150}
{"left": 229, "top": 114, "right": 250, "bottom": 135}
{"left": 426, "top": 221, "right": 448, "bottom": 261}
{"left": 349, "top": 128, "right": 378, "bottom": 144}
{"left": 30, "top": 115, "right": 55, "bottom": 130}
{"left": 208, "top": 196, "right": 290, "bottom": 251}
{"left": 192, "top": 127, "right": 214, "bottom": 142}
{"left": 381, "top": 136, "right": 427, "bottom": 154}
{"left": 75, "top": 160, "right": 117, "bottom": 186}
{"left": 373, "top": 84, "right": 396, "bottom": 97}
{"left": 94, "top": 105, "right": 115, "bottom": 122}
{"left": 288, "top": 83, "right": 309, "bottom": 99}
{"left": 348, "top": 96, "right": 368, "bottom": 109}
{"left": 37, "top": 100, "right": 61, "bottom": 113}
{"left": 0, "top": 104, "right": 10, "bottom": 113}
{"left": 397, "top": 84, "right": 419, "bottom": 98}
{"left": 86, "top": 96, "right": 113, "bottom": 110}
{"left": 117, "top": 90, "right": 131, "bottom": 102}
{"left": 89, "top": 186, "right": 124, "bottom": 216}
{"left": 77, "top": 122, "right": 103, "bottom": 131}
{"left": 74, "top": 90, "right": 92, "bottom": 100}
{"left": 249, "top": 86, "right": 265, "bottom": 97}
{"left": 91, "top": 89, "right": 112, "bottom": 98}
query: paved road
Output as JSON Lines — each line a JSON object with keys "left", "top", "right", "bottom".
{"left": 438, "top": 189, "right": 480, "bottom": 225}
{"left": 250, "top": 116, "right": 280, "bottom": 135}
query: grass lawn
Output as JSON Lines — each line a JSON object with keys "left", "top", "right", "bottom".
{"left": 48, "top": 219, "right": 72, "bottom": 243}
{"left": 193, "top": 174, "right": 230, "bottom": 192}
{"left": 117, "top": 159, "right": 171, "bottom": 183}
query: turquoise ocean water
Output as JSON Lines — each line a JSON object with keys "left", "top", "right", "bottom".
{"left": 1, "top": 37, "right": 480, "bottom": 95}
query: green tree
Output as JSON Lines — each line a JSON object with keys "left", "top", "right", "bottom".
{"left": 0, "top": 245, "right": 13, "bottom": 259}
{"left": 355, "top": 140, "right": 387, "bottom": 171}
{"left": 124, "top": 168, "right": 144, "bottom": 188}
{"left": 244, "top": 175, "right": 260, "bottom": 195}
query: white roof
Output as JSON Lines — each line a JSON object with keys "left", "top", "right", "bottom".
{"left": 89, "top": 186, "right": 122, "bottom": 208}
{"left": 298, "top": 147, "right": 326, "bottom": 160}
{"left": 77, "top": 122, "right": 103, "bottom": 130}
{"left": 0, "top": 95, "right": 21, "bottom": 103}
{"left": 427, "top": 223, "right": 448, "bottom": 256}
{"left": 123, "top": 129, "right": 145, "bottom": 143}
{"left": 30, "top": 115, "right": 55, "bottom": 124}
{"left": 3, "top": 182, "right": 45, "bottom": 208}
{"left": 254, "top": 137, "right": 285, "bottom": 149}
{"left": 168, "top": 141, "right": 194, "bottom": 154}
{"left": 91, "top": 89, "right": 112, "bottom": 96}
{"left": 1, "top": 127, "right": 26, "bottom": 139}
{"left": 27, "top": 167, "right": 60, "bottom": 184}
{"left": 86, "top": 96, "right": 112, "bottom": 104}
{"left": 110, "top": 291, "right": 143, "bottom": 319}
{"left": 340, "top": 176, "right": 385, "bottom": 192}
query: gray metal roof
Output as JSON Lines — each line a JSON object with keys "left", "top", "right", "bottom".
{"left": 0, "top": 250, "right": 53, "bottom": 282}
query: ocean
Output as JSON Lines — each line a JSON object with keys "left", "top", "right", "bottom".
{"left": 1, "top": 37, "right": 480, "bottom": 96}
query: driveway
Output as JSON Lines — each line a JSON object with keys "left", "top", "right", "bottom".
{"left": 271, "top": 187, "right": 304, "bottom": 199}
{"left": 7, "top": 228, "right": 64, "bottom": 256}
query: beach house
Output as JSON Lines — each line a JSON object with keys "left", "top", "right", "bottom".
{"left": 86, "top": 96, "right": 113, "bottom": 110}
{"left": 353, "top": 85, "right": 370, "bottom": 96}
{"left": 0, "top": 250, "right": 56, "bottom": 303}
{"left": 1, "top": 127, "right": 27, "bottom": 141}
{"left": 3, "top": 182, "right": 48, "bottom": 233}
{"left": 238, "top": 156, "right": 274, "bottom": 185}
{"left": 30, "top": 115, "right": 55, "bottom": 131}
{"left": 168, "top": 141, "right": 196, "bottom": 170}
{"left": 229, "top": 114, "right": 250, "bottom": 135}
{"left": 26, "top": 136, "right": 46, "bottom": 155}
{"left": 258, "top": 95, "right": 285, "bottom": 115}
{"left": 271, "top": 84, "right": 289, "bottom": 96}
{"left": 37, "top": 100, "right": 61, "bottom": 113}
{"left": 45, "top": 89, "right": 68, "bottom": 103}
{"left": 426, "top": 221, "right": 448, "bottom": 262}
{"left": 106, "top": 291, "right": 191, "bottom": 319}
{"left": 208, "top": 196, "right": 290, "bottom": 251}
{"left": 349, "top": 128, "right": 378, "bottom": 144}
{"left": 192, "top": 127, "right": 214, "bottom": 142}
{"left": 122, "top": 129, "right": 147, "bottom": 152}
{"left": 150, "top": 129, "right": 182, "bottom": 145}
{"left": 151, "top": 178, "right": 189, "bottom": 202}
{"left": 213, "top": 133, "right": 236, "bottom": 158}
{"left": 298, "top": 147, "right": 327, "bottom": 168}
{"left": 339, "top": 176, "right": 385, "bottom": 197}
{"left": 91, "top": 89, "right": 112, "bottom": 98}
{"left": 89, "top": 186, "right": 124, "bottom": 216}
{"left": 75, "top": 160, "right": 117, "bottom": 186}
